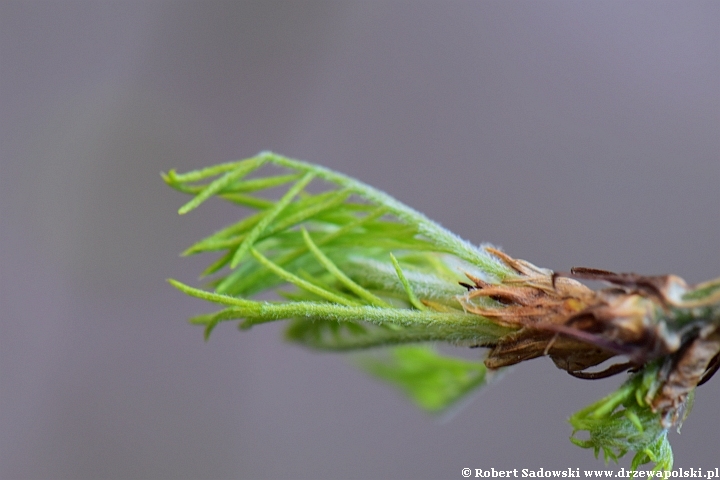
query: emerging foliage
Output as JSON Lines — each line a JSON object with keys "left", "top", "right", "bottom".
{"left": 569, "top": 362, "right": 674, "bottom": 470}
{"left": 166, "top": 152, "right": 720, "bottom": 469}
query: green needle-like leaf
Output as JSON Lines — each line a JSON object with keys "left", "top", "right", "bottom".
{"left": 229, "top": 171, "right": 315, "bottom": 268}
{"left": 301, "top": 228, "right": 390, "bottom": 308}
{"left": 249, "top": 247, "right": 362, "bottom": 307}
{"left": 177, "top": 156, "right": 265, "bottom": 214}
{"left": 389, "top": 252, "right": 427, "bottom": 311}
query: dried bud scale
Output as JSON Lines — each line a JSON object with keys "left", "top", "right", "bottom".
{"left": 466, "top": 247, "right": 720, "bottom": 428}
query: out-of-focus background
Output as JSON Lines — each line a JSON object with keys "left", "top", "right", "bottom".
{"left": 2, "top": 2, "right": 719, "bottom": 478}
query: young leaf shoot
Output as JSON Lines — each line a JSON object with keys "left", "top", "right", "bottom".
{"left": 166, "top": 152, "right": 720, "bottom": 470}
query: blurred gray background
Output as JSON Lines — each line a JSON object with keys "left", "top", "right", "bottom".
{"left": 2, "top": 1, "right": 719, "bottom": 479}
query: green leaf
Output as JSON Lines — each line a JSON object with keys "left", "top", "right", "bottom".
{"left": 389, "top": 252, "right": 427, "bottom": 311}
{"left": 176, "top": 156, "right": 266, "bottom": 214}
{"left": 359, "top": 346, "right": 490, "bottom": 412}
{"left": 569, "top": 362, "right": 673, "bottom": 471}
{"left": 229, "top": 171, "right": 316, "bottom": 267}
